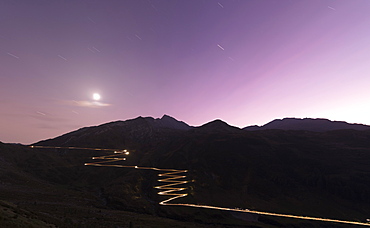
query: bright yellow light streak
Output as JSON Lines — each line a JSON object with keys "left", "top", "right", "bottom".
{"left": 154, "top": 169, "right": 189, "bottom": 205}
{"left": 161, "top": 203, "right": 370, "bottom": 226}
{"left": 31, "top": 145, "right": 370, "bottom": 227}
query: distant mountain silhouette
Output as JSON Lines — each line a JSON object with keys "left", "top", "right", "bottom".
{"left": 36, "top": 116, "right": 370, "bottom": 148}
{"left": 194, "top": 119, "right": 241, "bottom": 133}
{"left": 153, "top": 114, "right": 192, "bottom": 130}
{"left": 244, "top": 118, "right": 370, "bottom": 132}
{"left": 117, "top": 115, "right": 192, "bottom": 130}
{"left": 35, "top": 115, "right": 191, "bottom": 148}
{"left": 4, "top": 115, "right": 370, "bottom": 227}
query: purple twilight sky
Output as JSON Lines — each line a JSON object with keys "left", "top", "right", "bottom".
{"left": 1, "top": 0, "right": 370, "bottom": 144}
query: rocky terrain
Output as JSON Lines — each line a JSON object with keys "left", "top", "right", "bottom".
{"left": 1, "top": 115, "right": 370, "bottom": 227}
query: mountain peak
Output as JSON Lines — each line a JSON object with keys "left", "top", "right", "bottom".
{"left": 195, "top": 119, "right": 241, "bottom": 133}
{"left": 161, "top": 114, "right": 173, "bottom": 119}
{"left": 154, "top": 115, "right": 191, "bottom": 130}
{"left": 244, "top": 117, "right": 370, "bottom": 132}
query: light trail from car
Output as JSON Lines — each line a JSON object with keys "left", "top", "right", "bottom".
{"left": 30, "top": 145, "right": 370, "bottom": 226}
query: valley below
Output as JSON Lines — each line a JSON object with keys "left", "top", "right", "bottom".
{"left": 1, "top": 116, "right": 370, "bottom": 227}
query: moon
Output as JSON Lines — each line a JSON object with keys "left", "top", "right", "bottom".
{"left": 93, "top": 93, "right": 101, "bottom": 101}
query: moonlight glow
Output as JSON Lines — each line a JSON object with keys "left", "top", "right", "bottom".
{"left": 93, "top": 93, "right": 101, "bottom": 101}
{"left": 2, "top": 1, "right": 370, "bottom": 145}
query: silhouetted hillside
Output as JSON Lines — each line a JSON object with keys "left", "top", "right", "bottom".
{"left": 2, "top": 116, "right": 370, "bottom": 227}
{"left": 35, "top": 115, "right": 190, "bottom": 149}
{"left": 155, "top": 114, "right": 192, "bottom": 130}
{"left": 244, "top": 118, "right": 370, "bottom": 132}
{"left": 193, "top": 119, "right": 241, "bottom": 133}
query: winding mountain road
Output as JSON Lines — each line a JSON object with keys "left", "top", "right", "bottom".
{"left": 30, "top": 145, "right": 370, "bottom": 227}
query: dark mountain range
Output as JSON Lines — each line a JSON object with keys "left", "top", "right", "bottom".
{"left": 244, "top": 117, "right": 370, "bottom": 132}
{"left": 2, "top": 116, "right": 370, "bottom": 227}
{"left": 36, "top": 115, "right": 191, "bottom": 149}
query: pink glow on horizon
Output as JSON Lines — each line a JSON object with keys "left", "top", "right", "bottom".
{"left": 1, "top": 0, "right": 370, "bottom": 144}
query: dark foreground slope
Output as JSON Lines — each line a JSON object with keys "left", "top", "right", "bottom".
{"left": 0, "top": 142, "right": 232, "bottom": 228}
{"left": 2, "top": 116, "right": 370, "bottom": 227}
